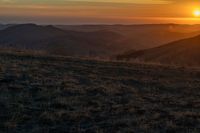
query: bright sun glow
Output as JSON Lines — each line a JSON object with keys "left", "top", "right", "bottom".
{"left": 193, "top": 9, "right": 200, "bottom": 17}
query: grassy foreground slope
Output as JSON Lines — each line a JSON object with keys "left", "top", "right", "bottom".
{"left": 0, "top": 53, "right": 200, "bottom": 133}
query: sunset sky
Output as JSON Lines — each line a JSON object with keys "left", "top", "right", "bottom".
{"left": 0, "top": 0, "right": 200, "bottom": 24}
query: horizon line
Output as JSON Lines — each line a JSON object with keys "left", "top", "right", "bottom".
{"left": 1, "top": 22, "right": 200, "bottom": 26}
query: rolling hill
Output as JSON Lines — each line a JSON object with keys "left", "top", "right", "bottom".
{"left": 0, "top": 24, "right": 11, "bottom": 30}
{"left": 0, "top": 24, "right": 123, "bottom": 57}
{"left": 117, "top": 34, "right": 200, "bottom": 66}
{"left": 57, "top": 24, "right": 200, "bottom": 50}
{"left": 1, "top": 24, "right": 200, "bottom": 59}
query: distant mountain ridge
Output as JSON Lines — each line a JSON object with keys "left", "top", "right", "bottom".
{"left": 57, "top": 24, "right": 200, "bottom": 50}
{"left": 0, "top": 24, "right": 12, "bottom": 30}
{"left": 117, "top": 35, "right": 200, "bottom": 66}
{"left": 0, "top": 24, "right": 123, "bottom": 57}
{"left": 1, "top": 23, "right": 200, "bottom": 60}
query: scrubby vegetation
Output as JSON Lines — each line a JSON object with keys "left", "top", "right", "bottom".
{"left": 0, "top": 53, "right": 199, "bottom": 133}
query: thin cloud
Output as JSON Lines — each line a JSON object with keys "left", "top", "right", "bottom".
{"left": 0, "top": 0, "right": 199, "bottom": 4}
{"left": 0, "top": 0, "right": 171, "bottom": 4}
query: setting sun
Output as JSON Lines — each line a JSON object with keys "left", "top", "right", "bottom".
{"left": 193, "top": 9, "right": 200, "bottom": 17}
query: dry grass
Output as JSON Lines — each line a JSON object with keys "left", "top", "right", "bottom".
{"left": 0, "top": 52, "right": 199, "bottom": 133}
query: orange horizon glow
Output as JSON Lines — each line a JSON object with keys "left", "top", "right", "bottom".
{"left": 193, "top": 9, "right": 200, "bottom": 17}
{"left": 0, "top": 0, "right": 200, "bottom": 24}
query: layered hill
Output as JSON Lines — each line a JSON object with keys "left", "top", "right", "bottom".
{"left": 0, "top": 24, "right": 122, "bottom": 57}
{"left": 1, "top": 24, "right": 200, "bottom": 59}
{"left": 57, "top": 24, "right": 200, "bottom": 50}
{"left": 117, "top": 35, "right": 200, "bottom": 66}
{"left": 0, "top": 24, "right": 11, "bottom": 30}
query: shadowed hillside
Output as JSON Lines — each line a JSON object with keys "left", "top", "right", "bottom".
{"left": 0, "top": 52, "right": 199, "bottom": 133}
{"left": 0, "top": 24, "right": 11, "bottom": 30}
{"left": 117, "top": 34, "right": 200, "bottom": 67}
{"left": 1, "top": 24, "right": 200, "bottom": 58}
{"left": 57, "top": 24, "right": 200, "bottom": 50}
{"left": 0, "top": 24, "right": 122, "bottom": 57}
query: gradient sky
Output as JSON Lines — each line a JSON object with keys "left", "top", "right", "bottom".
{"left": 0, "top": 0, "right": 200, "bottom": 24}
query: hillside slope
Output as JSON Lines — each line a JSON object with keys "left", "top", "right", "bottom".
{"left": 0, "top": 52, "right": 199, "bottom": 133}
{"left": 0, "top": 24, "right": 11, "bottom": 30}
{"left": 117, "top": 35, "right": 200, "bottom": 66}
{"left": 0, "top": 24, "right": 122, "bottom": 57}
{"left": 57, "top": 24, "right": 200, "bottom": 50}
{"left": 1, "top": 24, "right": 200, "bottom": 58}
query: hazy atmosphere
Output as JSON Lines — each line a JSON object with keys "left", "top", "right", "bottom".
{"left": 1, "top": 0, "right": 200, "bottom": 24}
{"left": 0, "top": 0, "right": 200, "bottom": 133}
